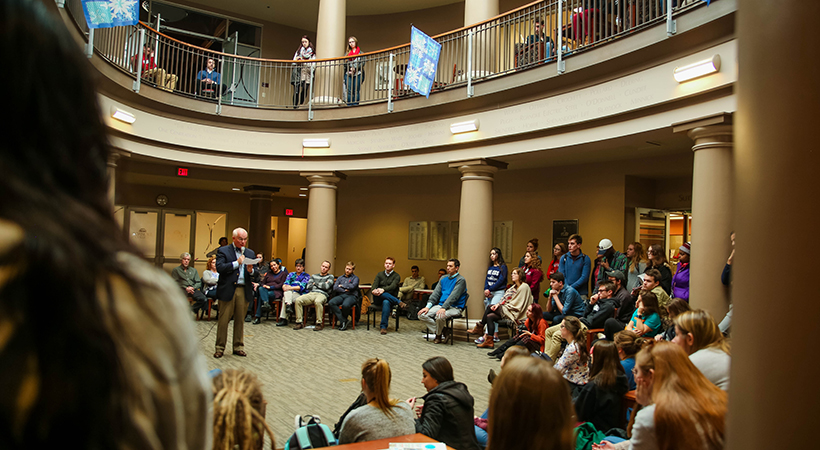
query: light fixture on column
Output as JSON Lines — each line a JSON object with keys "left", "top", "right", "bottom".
{"left": 450, "top": 119, "right": 480, "bottom": 134}
{"left": 673, "top": 55, "right": 720, "bottom": 83}
{"left": 111, "top": 107, "right": 136, "bottom": 124}
{"left": 302, "top": 138, "right": 330, "bottom": 148}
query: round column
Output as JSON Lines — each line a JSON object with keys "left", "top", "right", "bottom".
{"left": 451, "top": 159, "right": 506, "bottom": 319}
{"left": 729, "top": 1, "right": 820, "bottom": 448}
{"left": 244, "top": 186, "right": 279, "bottom": 262}
{"left": 301, "top": 172, "right": 345, "bottom": 274}
{"left": 313, "top": 0, "right": 346, "bottom": 105}
{"left": 464, "top": 0, "right": 498, "bottom": 26}
{"left": 688, "top": 125, "right": 733, "bottom": 319}
{"left": 106, "top": 152, "right": 120, "bottom": 208}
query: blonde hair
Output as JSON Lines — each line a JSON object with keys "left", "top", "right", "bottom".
{"left": 361, "top": 358, "right": 399, "bottom": 417}
{"left": 674, "top": 309, "right": 731, "bottom": 355}
{"left": 212, "top": 370, "right": 275, "bottom": 450}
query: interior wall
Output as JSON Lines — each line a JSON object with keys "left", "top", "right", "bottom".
{"left": 346, "top": 4, "right": 465, "bottom": 52}
{"left": 287, "top": 218, "right": 308, "bottom": 270}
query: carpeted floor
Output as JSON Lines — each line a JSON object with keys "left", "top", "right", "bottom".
{"left": 195, "top": 312, "right": 504, "bottom": 445}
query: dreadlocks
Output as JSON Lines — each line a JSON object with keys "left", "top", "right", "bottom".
{"left": 212, "top": 370, "right": 276, "bottom": 450}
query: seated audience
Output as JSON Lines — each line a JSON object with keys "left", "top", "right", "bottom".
{"left": 431, "top": 268, "right": 447, "bottom": 290}
{"left": 470, "top": 267, "right": 533, "bottom": 345}
{"left": 486, "top": 303, "right": 547, "bottom": 357}
{"left": 408, "top": 357, "right": 481, "bottom": 450}
{"left": 276, "top": 258, "right": 309, "bottom": 326}
{"left": 212, "top": 369, "right": 276, "bottom": 449}
{"left": 640, "top": 269, "right": 672, "bottom": 326}
{"left": 575, "top": 340, "right": 630, "bottom": 433}
{"left": 542, "top": 272, "right": 584, "bottom": 326}
{"left": 554, "top": 316, "right": 590, "bottom": 398}
{"left": 0, "top": 1, "right": 210, "bottom": 444}
{"left": 656, "top": 297, "right": 690, "bottom": 341}
{"left": 484, "top": 247, "right": 508, "bottom": 308}
{"left": 474, "top": 346, "right": 532, "bottom": 448}
{"left": 371, "top": 257, "right": 402, "bottom": 335}
{"left": 645, "top": 244, "right": 673, "bottom": 295}
{"left": 132, "top": 43, "right": 178, "bottom": 91}
{"left": 624, "top": 242, "right": 647, "bottom": 292}
{"left": 580, "top": 281, "right": 618, "bottom": 330}
{"left": 593, "top": 239, "right": 627, "bottom": 293}
{"left": 293, "top": 260, "right": 334, "bottom": 331}
{"left": 202, "top": 255, "right": 219, "bottom": 299}
{"left": 625, "top": 290, "right": 663, "bottom": 338}
{"left": 418, "top": 259, "right": 469, "bottom": 344}
{"left": 486, "top": 357, "right": 575, "bottom": 450}
{"left": 546, "top": 242, "right": 567, "bottom": 282}
{"left": 672, "top": 242, "right": 690, "bottom": 302}
{"left": 593, "top": 342, "right": 727, "bottom": 450}
{"left": 672, "top": 309, "right": 731, "bottom": 390}
{"left": 253, "top": 258, "right": 286, "bottom": 324}
{"left": 559, "top": 234, "right": 592, "bottom": 299}
{"left": 171, "top": 252, "right": 208, "bottom": 314}
{"left": 522, "top": 250, "right": 544, "bottom": 303}
{"left": 399, "top": 265, "right": 426, "bottom": 302}
{"left": 328, "top": 261, "right": 361, "bottom": 330}
{"left": 606, "top": 270, "right": 635, "bottom": 323}
{"left": 614, "top": 330, "right": 646, "bottom": 390}
{"left": 196, "top": 57, "right": 227, "bottom": 97}
{"left": 338, "top": 358, "right": 415, "bottom": 444}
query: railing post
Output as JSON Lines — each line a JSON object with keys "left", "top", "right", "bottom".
{"left": 308, "top": 65, "right": 315, "bottom": 121}
{"left": 666, "top": 0, "right": 677, "bottom": 37}
{"left": 557, "top": 0, "right": 565, "bottom": 74}
{"left": 230, "top": 31, "right": 238, "bottom": 105}
{"left": 55, "top": 0, "right": 65, "bottom": 8}
{"left": 467, "top": 30, "right": 474, "bottom": 98}
{"left": 387, "top": 53, "right": 395, "bottom": 113}
{"left": 133, "top": 28, "right": 145, "bottom": 93}
{"left": 85, "top": 28, "right": 94, "bottom": 59}
{"left": 216, "top": 57, "right": 224, "bottom": 115}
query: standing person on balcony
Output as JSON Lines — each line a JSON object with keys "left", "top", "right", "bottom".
{"left": 292, "top": 35, "right": 315, "bottom": 108}
{"left": 132, "top": 43, "right": 178, "bottom": 92}
{"left": 344, "top": 36, "right": 364, "bottom": 106}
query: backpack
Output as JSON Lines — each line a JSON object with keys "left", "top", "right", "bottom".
{"left": 285, "top": 415, "right": 337, "bottom": 450}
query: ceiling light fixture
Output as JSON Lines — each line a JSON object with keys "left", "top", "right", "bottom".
{"left": 450, "top": 119, "right": 480, "bottom": 134}
{"left": 111, "top": 107, "right": 136, "bottom": 124}
{"left": 673, "top": 55, "right": 720, "bottom": 83}
{"left": 299, "top": 187, "right": 308, "bottom": 191}
{"left": 231, "top": 187, "right": 241, "bottom": 191}
{"left": 302, "top": 138, "right": 330, "bottom": 148}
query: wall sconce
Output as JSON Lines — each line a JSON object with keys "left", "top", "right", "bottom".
{"left": 673, "top": 55, "right": 720, "bottom": 83}
{"left": 302, "top": 138, "right": 330, "bottom": 148}
{"left": 450, "top": 119, "right": 480, "bottom": 134}
{"left": 111, "top": 107, "right": 136, "bottom": 124}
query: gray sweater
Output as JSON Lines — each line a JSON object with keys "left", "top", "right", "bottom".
{"left": 338, "top": 402, "right": 416, "bottom": 444}
{"left": 690, "top": 347, "right": 731, "bottom": 391}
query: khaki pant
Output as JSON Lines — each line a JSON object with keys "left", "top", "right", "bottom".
{"left": 215, "top": 287, "right": 247, "bottom": 353}
{"left": 279, "top": 290, "right": 300, "bottom": 319}
{"left": 545, "top": 321, "right": 588, "bottom": 361}
{"left": 143, "top": 67, "right": 178, "bottom": 91}
{"left": 419, "top": 305, "right": 463, "bottom": 336}
{"left": 295, "top": 292, "right": 327, "bottom": 324}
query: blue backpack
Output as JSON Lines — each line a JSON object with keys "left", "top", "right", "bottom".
{"left": 284, "top": 415, "right": 337, "bottom": 450}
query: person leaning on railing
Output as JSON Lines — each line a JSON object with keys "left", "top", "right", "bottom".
{"left": 132, "top": 43, "right": 178, "bottom": 92}
{"left": 344, "top": 36, "right": 364, "bottom": 106}
{"left": 291, "top": 35, "right": 315, "bottom": 108}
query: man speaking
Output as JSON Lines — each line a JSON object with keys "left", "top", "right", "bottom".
{"left": 214, "top": 227, "right": 255, "bottom": 358}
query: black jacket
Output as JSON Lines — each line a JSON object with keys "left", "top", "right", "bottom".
{"left": 574, "top": 372, "right": 630, "bottom": 433}
{"left": 416, "top": 381, "right": 480, "bottom": 450}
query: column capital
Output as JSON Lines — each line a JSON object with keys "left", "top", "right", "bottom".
{"left": 107, "top": 151, "right": 122, "bottom": 168}
{"left": 301, "top": 171, "right": 346, "bottom": 189}
{"left": 449, "top": 158, "right": 507, "bottom": 181}
{"left": 672, "top": 112, "right": 733, "bottom": 133}
{"left": 243, "top": 185, "right": 279, "bottom": 200}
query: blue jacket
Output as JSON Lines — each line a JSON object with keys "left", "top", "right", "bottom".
{"left": 559, "top": 252, "right": 591, "bottom": 296}
{"left": 427, "top": 273, "right": 468, "bottom": 309}
{"left": 196, "top": 69, "right": 221, "bottom": 84}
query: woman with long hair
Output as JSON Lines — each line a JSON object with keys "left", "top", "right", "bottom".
{"left": 472, "top": 266, "right": 532, "bottom": 347}
{"left": 408, "top": 357, "right": 481, "bottom": 450}
{"left": 0, "top": 0, "right": 210, "bottom": 447}
{"left": 292, "top": 35, "right": 315, "bottom": 108}
{"left": 203, "top": 255, "right": 219, "bottom": 299}
{"left": 487, "top": 357, "right": 575, "bottom": 450}
{"left": 518, "top": 238, "right": 541, "bottom": 267}
{"left": 614, "top": 330, "right": 647, "bottom": 390}
{"left": 625, "top": 242, "right": 647, "bottom": 292}
{"left": 523, "top": 251, "right": 545, "bottom": 303}
{"left": 672, "top": 309, "right": 731, "bottom": 390}
{"left": 485, "top": 303, "right": 546, "bottom": 355}
{"left": 593, "top": 342, "right": 728, "bottom": 450}
{"left": 343, "top": 36, "right": 364, "bottom": 106}
{"left": 339, "top": 358, "right": 415, "bottom": 443}
{"left": 546, "top": 242, "right": 567, "bottom": 281}
{"left": 253, "top": 258, "right": 287, "bottom": 324}
{"left": 645, "top": 244, "right": 672, "bottom": 295}
{"left": 656, "top": 297, "right": 690, "bottom": 342}
{"left": 484, "top": 247, "right": 508, "bottom": 308}
{"left": 554, "top": 316, "right": 589, "bottom": 398}
{"left": 212, "top": 369, "right": 276, "bottom": 450}
{"left": 626, "top": 291, "right": 663, "bottom": 338}
{"left": 575, "top": 340, "right": 630, "bottom": 433}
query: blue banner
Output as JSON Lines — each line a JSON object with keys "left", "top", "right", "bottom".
{"left": 404, "top": 26, "right": 441, "bottom": 98}
{"left": 82, "top": 0, "right": 139, "bottom": 29}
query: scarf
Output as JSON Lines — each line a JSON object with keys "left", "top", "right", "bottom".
{"left": 294, "top": 45, "right": 314, "bottom": 61}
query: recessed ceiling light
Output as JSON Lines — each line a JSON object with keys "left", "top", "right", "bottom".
{"left": 231, "top": 187, "right": 241, "bottom": 191}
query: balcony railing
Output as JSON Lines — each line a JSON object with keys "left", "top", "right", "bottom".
{"left": 64, "top": 0, "right": 706, "bottom": 116}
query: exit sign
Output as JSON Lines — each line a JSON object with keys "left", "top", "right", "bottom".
{"left": 177, "top": 167, "right": 188, "bottom": 177}
{"left": 285, "top": 209, "right": 294, "bottom": 216}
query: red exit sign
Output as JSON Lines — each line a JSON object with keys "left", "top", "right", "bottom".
{"left": 284, "top": 209, "right": 294, "bottom": 216}
{"left": 177, "top": 167, "right": 188, "bottom": 177}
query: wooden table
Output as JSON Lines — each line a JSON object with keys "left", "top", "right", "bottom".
{"left": 333, "top": 433, "right": 454, "bottom": 450}
{"left": 413, "top": 288, "right": 434, "bottom": 301}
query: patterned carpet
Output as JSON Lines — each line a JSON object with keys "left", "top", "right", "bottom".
{"left": 194, "top": 312, "right": 505, "bottom": 445}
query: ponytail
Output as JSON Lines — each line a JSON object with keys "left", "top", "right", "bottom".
{"left": 361, "top": 358, "right": 398, "bottom": 417}
{"left": 563, "top": 316, "right": 588, "bottom": 364}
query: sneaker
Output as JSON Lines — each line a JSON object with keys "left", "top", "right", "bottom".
{"left": 244, "top": 314, "right": 252, "bottom": 322}
{"left": 493, "top": 336, "right": 500, "bottom": 342}
{"left": 474, "top": 336, "right": 486, "bottom": 344}
{"left": 261, "top": 302, "right": 271, "bottom": 313}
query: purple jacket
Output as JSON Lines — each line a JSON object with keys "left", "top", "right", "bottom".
{"left": 672, "top": 263, "right": 690, "bottom": 301}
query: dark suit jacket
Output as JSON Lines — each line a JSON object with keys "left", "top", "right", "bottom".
{"left": 215, "top": 244, "right": 256, "bottom": 302}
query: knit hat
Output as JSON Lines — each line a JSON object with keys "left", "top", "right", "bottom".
{"left": 679, "top": 242, "right": 691, "bottom": 255}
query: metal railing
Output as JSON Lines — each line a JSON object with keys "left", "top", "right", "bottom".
{"left": 64, "top": 0, "right": 708, "bottom": 116}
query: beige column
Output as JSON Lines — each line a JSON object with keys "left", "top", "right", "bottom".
{"left": 449, "top": 159, "right": 507, "bottom": 319}
{"left": 244, "top": 186, "right": 279, "bottom": 261}
{"left": 301, "top": 172, "right": 345, "bottom": 274}
{"left": 313, "top": 0, "right": 346, "bottom": 105}
{"left": 106, "top": 152, "right": 120, "bottom": 207}
{"left": 464, "top": 0, "right": 499, "bottom": 26}
{"left": 729, "top": 1, "right": 819, "bottom": 448}
{"left": 673, "top": 114, "right": 733, "bottom": 319}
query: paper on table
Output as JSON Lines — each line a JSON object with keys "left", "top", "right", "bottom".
{"left": 243, "top": 257, "right": 261, "bottom": 265}
{"left": 388, "top": 444, "right": 445, "bottom": 450}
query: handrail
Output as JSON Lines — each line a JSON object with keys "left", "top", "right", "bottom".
{"left": 66, "top": 0, "right": 711, "bottom": 113}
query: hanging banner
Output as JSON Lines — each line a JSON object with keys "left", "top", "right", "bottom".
{"left": 404, "top": 26, "right": 441, "bottom": 98}
{"left": 82, "top": 0, "right": 139, "bottom": 29}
